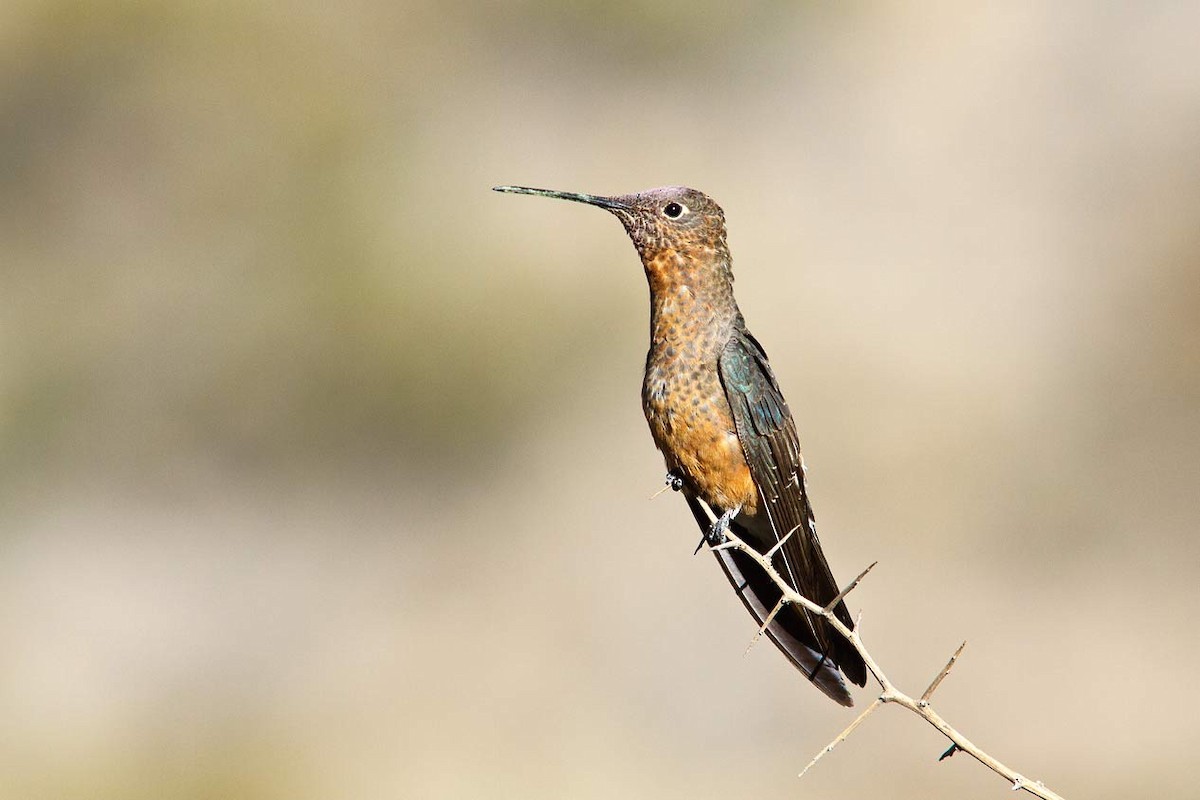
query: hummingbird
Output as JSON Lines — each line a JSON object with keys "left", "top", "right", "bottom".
{"left": 494, "top": 184, "right": 867, "bottom": 705}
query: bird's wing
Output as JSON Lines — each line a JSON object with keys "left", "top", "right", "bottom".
{"left": 718, "top": 328, "right": 866, "bottom": 688}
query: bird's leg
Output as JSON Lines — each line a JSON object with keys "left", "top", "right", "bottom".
{"left": 682, "top": 491, "right": 742, "bottom": 553}
{"left": 706, "top": 504, "right": 741, "bottom": 547}
{"left": 693, "top": 507, "right": 737, "bottom": 554}
{"left": 700, "top": 503, "right": 739, "bottom": 546}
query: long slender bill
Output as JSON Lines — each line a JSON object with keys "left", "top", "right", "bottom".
{"left": 493, "top": 185, "right": 629, "bottom": 211}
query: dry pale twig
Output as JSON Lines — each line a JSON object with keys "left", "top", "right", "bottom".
{"left": 922, "top": 640, "right": 968, "bottom": 705}
{"left": 718, "top": 529, "right": 1066, "bottom": 800}
{"left": 798, "top": 697, "right": 882, "bottom": 778}
{"left": 745, "top": 597, "right": 787, "bottom": 655}
{"left": 823, "top": 560, "right": 877, "bottom": 614}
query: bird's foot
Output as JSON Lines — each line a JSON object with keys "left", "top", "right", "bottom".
{"left": 665, "top": 470, "right": 685, "bottom": 492}
{"left": 699, "top": 505, "right": 740, "bottom": 552}
{"left": 707, "top": 508, "right": 734, "bottom": 546}
{"left": 693, "top": 512, "right": 732, "bottom": 555}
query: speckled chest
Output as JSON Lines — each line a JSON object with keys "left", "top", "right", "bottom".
{"left": 638, "top": 251, "right": 757, "bottom": 513}
{"left": 641, "top": 331, "right": 731, "bottom": 458}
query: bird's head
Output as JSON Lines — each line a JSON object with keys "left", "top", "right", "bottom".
{"left": 494, "top": 184, "right": 730, "bottom": 269}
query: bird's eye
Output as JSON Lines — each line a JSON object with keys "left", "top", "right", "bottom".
{"left": 663, "top": 202, "right": 685, "bottom": 218}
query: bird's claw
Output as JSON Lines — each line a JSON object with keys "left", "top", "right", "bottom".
{"left": 693, "top": 517, "right": 728, "bottom": 555}
{"left": 707, "top": 512, "right": 731, "bottom": 546}
{"left": 692, "top": 505, "right": 736, "bottom": 554}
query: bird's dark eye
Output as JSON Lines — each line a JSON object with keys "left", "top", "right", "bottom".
{"left": 663, "top": 202, "right": 684, "bottom": 218}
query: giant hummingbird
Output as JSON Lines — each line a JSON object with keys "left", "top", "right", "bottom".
{"left": 494, "top": 184, "right": 867, "bottom": 705}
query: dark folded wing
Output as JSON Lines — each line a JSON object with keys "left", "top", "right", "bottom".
{"left": 717, "top": 328, "right": 866, "bottom": 688}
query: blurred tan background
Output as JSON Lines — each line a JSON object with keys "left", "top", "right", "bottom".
{"left": 3, "top": 2, "right": 1199, "bottom": 798}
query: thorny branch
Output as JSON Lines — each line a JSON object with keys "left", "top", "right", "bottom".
{"left": 718, "top": 529, "right": 1067, "bottom": 800}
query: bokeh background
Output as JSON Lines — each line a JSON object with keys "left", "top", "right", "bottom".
{"left": 3, "top": 2, "right": 1199, "bottom": 798}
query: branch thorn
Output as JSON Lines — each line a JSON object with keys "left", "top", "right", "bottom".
{"left": 921, "top": 641, "right": 968, "bottom": 703}
{"left": 798, "top": 698, "right": 882, "bottom": 778}
{"left": 823, "top": 560, "right": 878, "bottom": 614}
{"left": 765, "top": 526, "right": 799, "bottom": 560}
{"left": 745, "top": 597, "right": 788, "bottom": 655}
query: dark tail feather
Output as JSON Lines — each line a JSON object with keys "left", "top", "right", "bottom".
{"left": 713, "top": 544, "right": 854, "bottom": 706}
{"left": 683, "top": 496, "right": 865, "bottom": 705}
{"left": 736, "top": 511, "right": 868, "bottom": 691}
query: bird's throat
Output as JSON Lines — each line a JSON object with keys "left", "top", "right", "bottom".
{"left": 643, "top": 248, "right": 739, "bottom": 358}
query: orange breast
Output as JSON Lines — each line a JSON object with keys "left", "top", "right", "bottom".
{"left": 642, "top": 357, "right": 759, "bottom": 515}
{"left": 652, "top": 412, "right": 758, "bottom": 514}
{"left": 640, "top": 247, "right": 759, "bottom": 515}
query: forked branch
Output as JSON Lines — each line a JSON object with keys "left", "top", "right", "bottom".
{"left": 720, "top": 529, "right": 1066, "bottom": 800}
